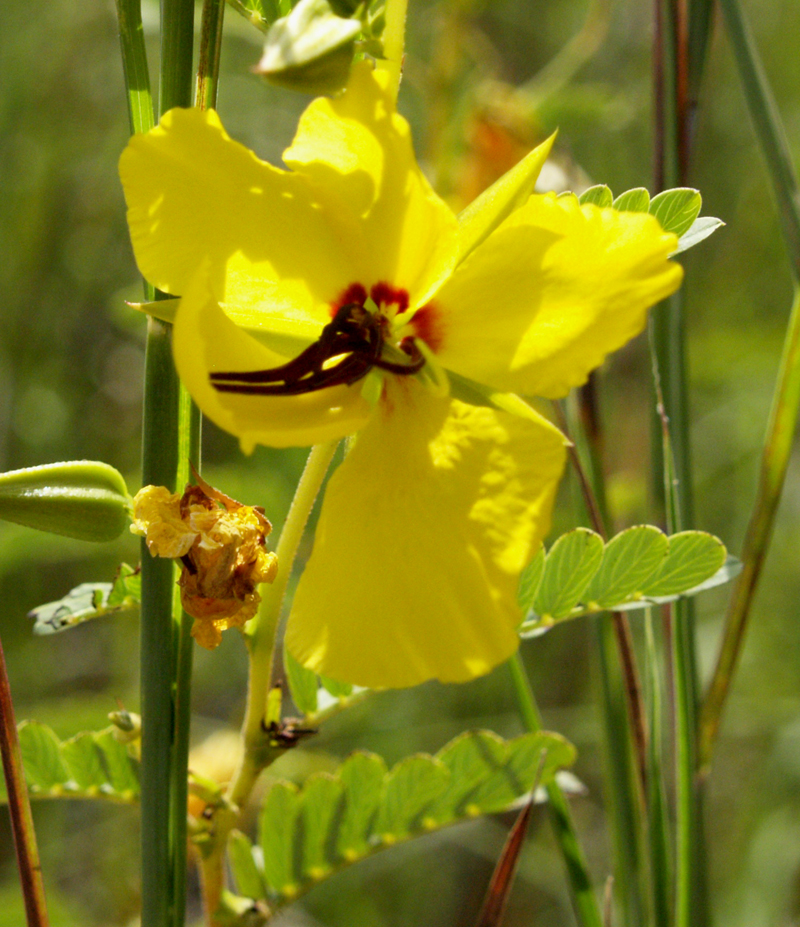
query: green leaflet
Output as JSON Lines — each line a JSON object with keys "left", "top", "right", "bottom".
{"left": 232, "top": 729, "right": 574, "bottom": 905}
{"left": 578, "top": 184, "right": 613, "bottom": 208}
{"left": 532, "top": 528, "right": 605, "bottom": 620}
{"left": 519, "top": 527, "right": 732, "bottom": 634}
{"left": 648, "top": 187, "right": 703, "bottom": 237}
{"left": 613, "top": 187, "right": 651, "bottom": 213}
{"left": 29, "top": 563, "right": 140, "bottom": 634}
{"left": 284, "top": 648, "right": 358, "bottom": 719}
{"left": 0, "top": 721, "right": 140, "bottom": 803}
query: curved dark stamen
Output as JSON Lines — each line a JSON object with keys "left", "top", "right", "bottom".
{"left": 210, "top": 301, "right": 424, "bottom": 397}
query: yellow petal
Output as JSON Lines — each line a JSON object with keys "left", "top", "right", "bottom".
{"left": 119, "top": 107, "right": 360, "bottom": 338}
{"left": 456, "top": 133, "right": 556, "bottom": 265}
{"left": 173, "top": 269, "right": 371, "bottom": 451}
{"left": 283, "top": 61, "right": 459, "bottom": 308}
{"left": 432, "top": 193, "right": 683, "bottom": 398}
{"left": 285, "top": 380, "right": 568, "bottom": 688}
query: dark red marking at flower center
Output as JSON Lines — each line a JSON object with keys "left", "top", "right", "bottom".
{"left": 410, "top": 303, "right": 444, "bottom": 353}
{"left": 211, "top": 292, "right": 424, "bottom": 397}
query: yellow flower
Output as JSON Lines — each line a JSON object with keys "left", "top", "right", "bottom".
{"left": 120, "top": 62, "right": 682, "bottom": 688}
{"left": 131, "top": 481, "right": 278, "bottom": 649}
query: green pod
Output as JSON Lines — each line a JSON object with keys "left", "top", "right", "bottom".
{"left": 254, "top": 0, "right": 361, "bottom": 95}
{"left": 0, "top": 460, "right": 131, "bottom": 542}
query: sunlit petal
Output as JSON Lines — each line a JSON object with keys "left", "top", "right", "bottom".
{"left": 285, "top": 381, "right": 568, "bottom": 687}
{"left": 119, "top": 107, "right": 360, "bottom": 334}
{"left": 283, "top": 61, "right": 459, "bottom": 308}
{"left": 173, "top": 269, "right": 371, "bottom": 451}
{"left": 432, "top": 193, "right": 682, "bottom": 398}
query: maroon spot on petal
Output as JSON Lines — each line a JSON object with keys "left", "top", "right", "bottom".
{"left": 410, "top": 303, "right": 445, "bottom": 353}
{"left": 330, "top": 282, "right": 367, "bottom": 317}
{"left": 370, "top": 281, "right": 409, "bottom": 313}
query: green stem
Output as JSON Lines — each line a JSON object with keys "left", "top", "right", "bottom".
{"left": 196, "top": 0, "right": 226, "bottom": 110}
{"left": 379, "top": 0, "right": 408, "bottom": 102}
{"left": 116, "top": 0, "right": 155, "bottom": 136}
{"left": 700, "top": 286, "right": 800, "bottom": 761}
{"left": 700, "top": 0, "right": 800, "bottom": 764}
{"left": 716, "top": 0, "right": 800, "bottom": 278}
{"left": 508, "top": 654, "right": 603, "bottom": 927}
{"left": 0, "top": 637, "right": 49, "bottom": 927}
{"left": 136, "top": 2, "right": 196, "bottom": 925}
{"left": 229, "top": 440, "right": 339, "bottom": 810}
{"left": 644, "top": 612, "right": 672, "bottom": 927}
{"left": 139, "top": 319, "right": 182, "bottom": 927}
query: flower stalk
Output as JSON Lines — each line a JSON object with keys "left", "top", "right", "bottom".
{"left": 0, "top": 637, "right": 49, "bottom": 927}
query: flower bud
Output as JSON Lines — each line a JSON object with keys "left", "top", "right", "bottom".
{"left": 0, "top": 460, "right": 131, "bottom": 542}
{"left": 253, "top": 0, "right": 361, "bottom": 95}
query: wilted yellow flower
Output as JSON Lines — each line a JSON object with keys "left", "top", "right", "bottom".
{"left": 131, "top": 480, "right": 278, "bottom": 648}
{"left": 120, "top": 62, "right": 681, "bottom": 687}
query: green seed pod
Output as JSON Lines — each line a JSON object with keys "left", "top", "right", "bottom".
{"left": 0, "top": 460, "right": 131, "bottom": 542}
{"left": 254, "top": 0, "right": 362, "bottom": 95}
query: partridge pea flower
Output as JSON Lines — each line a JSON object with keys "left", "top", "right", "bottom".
{"left": 120, "top": 62, "right": 682, "bottom": 688}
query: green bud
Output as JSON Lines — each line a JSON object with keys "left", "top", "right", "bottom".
{"left": 253, "top": 0, "right": 361, "bottom": 95}
{"left": 0, "top": 460, "right": 131, "bottom": 542}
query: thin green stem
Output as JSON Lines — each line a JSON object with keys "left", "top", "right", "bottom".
{"left": 558, "top": 395, "right": 648, "bottom": 927}
{"left": 196, "top": 0, "right": 226, "bottom": 110}
{"left": 508, "top": 654, "right": 603, "bottom": 927}
{"left": 0, "top": 638, "right": 49, "bottom": 927}
{"left": 134, "top": 1, "right": 196, "bottom": 925}
{"left": 644, "top": 612, "right": 672, "bottom": 927}
{"left": 379, "top": 0, "right": 408, "bottom": 102}
{"left": 231, "top": 440, "right": 339, "bottom": 808}
{"left": 700, "top": 0, "right": 800, "bottom": 765}
{"left": 700, "top": 286, "right": 800, "bottom": 762}
{"left": 717, "top": 0, "right": 800, "bottom": 279}
{"left": 139, "top": 319, "right": 181, "bottom": 927}
{"left": 116, "top": 0, "right": 155, "bottom": 136}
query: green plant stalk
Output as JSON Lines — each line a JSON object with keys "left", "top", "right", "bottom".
{"left": 716, "top": 0, "right": 800, "bottom": 277}
{"left": 196, "top": 0, "right": 226, "bottom": 110}
{"left": 380, "top": 0, "right": 408, "bottom": 102}
{"left": 140, "top": 321, "right": 182, "bottom": 927}
{"left": 652, "top": 365, "right": 708, "bottom": 927}
{"left": 700, "top": 0, "right": 800, "bottom": 766}
{"left": 652, "top": 1, "right": 711, "bottom": 923}
{"left": 132, "top": 1, "right": 196, "bottom": 925}
{"left": 561, "top": 393, "right": 648, "bottom": 927}
{"left": 507, "top": 653, "right": 603, "bottom": 927}
{"left": 233, "top": 440, "right": 339, "bottom": 807}
{"left": 190, "top": 442, "right": 339, "bottom": 919}
{"left": 644, "top": 611, "right": 672, "bottom": 927}
{"left": 116, "top": 0, "right": 155, "bottom": 137}
{"left": 701, "top": 287, "right": 800, "bottom": 761}
{"left": 0, "top": 638, "right": 49, "bottom": 927}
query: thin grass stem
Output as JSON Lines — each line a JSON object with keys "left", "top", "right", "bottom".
{"left": 0, "top": 637, "right": 49, "bottom": 927}
{"left": 507, "top": 653, "right": 603, "bottom": 927}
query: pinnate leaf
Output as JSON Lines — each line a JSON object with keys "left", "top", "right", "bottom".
{"left": 251, "top": 730, "right": 573, "bottom": 905}
{"left": 29, "top": 563, "right": 140, "bottom": 635}
{"left": 0, "top": 721, "right": 140, "bottom": 803}
{"left": 519, "top": 527, "right": 732, "bottom": 634}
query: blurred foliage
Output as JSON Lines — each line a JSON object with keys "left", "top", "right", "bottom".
{"left": 1, "top": 0, "right": 800, "bottom": 924}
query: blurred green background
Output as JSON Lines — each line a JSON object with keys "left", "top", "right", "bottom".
{"left": 2, "top": 0, "right": 800, "bottom": 924}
